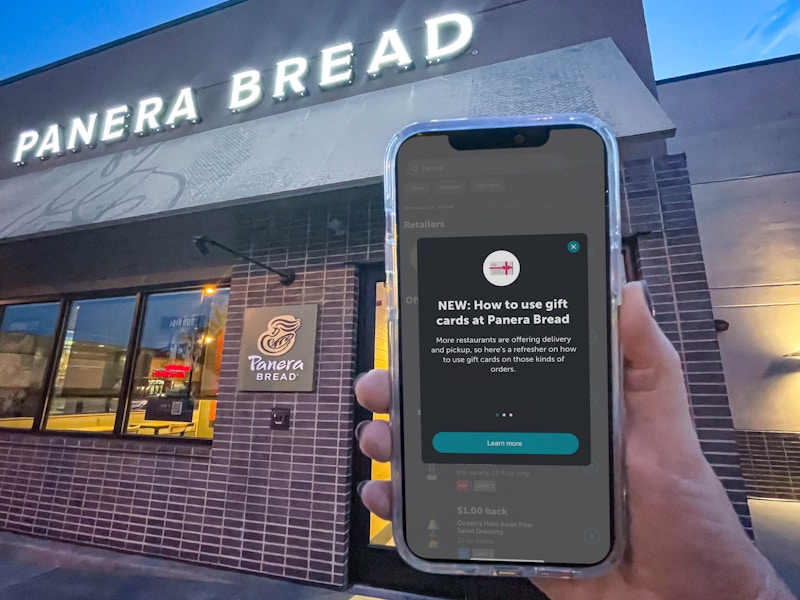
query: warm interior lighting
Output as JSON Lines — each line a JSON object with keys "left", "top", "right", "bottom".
{"left": 204, "top": 336, "right": 214, "bottom": 344}
{"left": 204, "top": 286, "right": 217, "bottom": 295}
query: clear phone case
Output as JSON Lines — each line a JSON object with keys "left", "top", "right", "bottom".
{"left": 383, "top": 114, "right": 625, "bottom": 578}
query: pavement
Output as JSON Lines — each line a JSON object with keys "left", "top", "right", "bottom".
{"left": 0, "top": 532, "right": 436, "bottom": 600}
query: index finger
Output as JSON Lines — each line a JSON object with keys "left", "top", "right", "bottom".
{"left": 354, "top": 369, "right": 391, "bottom": 414}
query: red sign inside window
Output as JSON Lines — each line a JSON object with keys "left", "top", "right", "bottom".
{"left": 152, "top": 364, "right": 192, "bottom": 379}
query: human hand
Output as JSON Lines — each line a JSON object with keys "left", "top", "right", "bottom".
{"left": 354, "top": 282, "right": 795, "bottom": 600}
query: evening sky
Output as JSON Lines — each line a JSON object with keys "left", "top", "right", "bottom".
{"left": 1, "top": 0, "right": 800, "bottom": 83}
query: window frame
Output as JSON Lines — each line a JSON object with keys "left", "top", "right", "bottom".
{"left": 0, "top": 281, "right": 229, "bottom": 444}
{"left": 0, "top": 299, "right": 66, "bottom": 431}
{"left": 41, "top": 294, "right": 139, "bottom": 433}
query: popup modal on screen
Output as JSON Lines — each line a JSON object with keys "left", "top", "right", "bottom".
{"left": 395, "top": 125, "right": 614, "bottom": 567}
{"left": 418, "top": 233, "right": 590, "bottom": 466}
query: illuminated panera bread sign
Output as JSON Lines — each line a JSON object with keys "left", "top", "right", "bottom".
{"left": 12, "top": 13, "right": 473, "bottom": 166}
{"left": 237, "top": 304, "right": 319, "bottom": 392}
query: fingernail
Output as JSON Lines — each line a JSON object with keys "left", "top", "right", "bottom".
{"left": 641, "top": 279, "right": 656, "bottom": 318}
{"left": 353, "top": 371, "right": 368, "bottom": 391}
{"left": 354, "top": 420, "right": 369, "bottom": 441}
{"left": 356, "top": 480, "right": 368, "bottom": 496}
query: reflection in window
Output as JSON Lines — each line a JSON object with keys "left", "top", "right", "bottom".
{"left": 0, "top": 303, "right": 61, "bottom": 429}
{"left": 128, "top": 288, "right": 229, "bottom": 439}
{"left": 45, "top": 296, "right": 136, "bottom": 432}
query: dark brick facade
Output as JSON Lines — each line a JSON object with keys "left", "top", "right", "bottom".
{"left": 622, "top": 153, "right": 751, "bottom": 531}
{"left": 737, "top": 431, "right": 800, "bottom": 501}
{"left": 0, "top": 190, "right": 385, "bottom": 588}
{"left": 0, "top": 152, "right": 750, "bottom": 586}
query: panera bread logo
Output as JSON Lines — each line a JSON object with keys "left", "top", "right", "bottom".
{"left": 248, "top": 314, "right": 304, "bottom": 381}
{"left": 257, "top": 314, "right": 301, "bottom": 356}
{"left": 239, "top": 304, "right": 318, "bottom": 391}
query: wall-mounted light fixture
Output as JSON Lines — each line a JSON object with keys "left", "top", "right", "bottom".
{"left": 193, "top": 235, "right": 296, "bottom": 286}
{"left": 714, "top": 319, "right": 730, "bottom": 332}
{"left": 327, "top": 217, "right": 346, "bottom": 237}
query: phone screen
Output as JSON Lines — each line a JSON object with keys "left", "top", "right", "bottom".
{"left": 395, "top": 125, "right": 613, "bottom": 566}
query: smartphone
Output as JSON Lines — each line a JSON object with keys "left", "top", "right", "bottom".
{"left": 384, "top": 114, "right": 624, "bottom": 578}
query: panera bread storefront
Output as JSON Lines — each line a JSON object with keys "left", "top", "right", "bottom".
{"left": 0, "top": 0, "right": 747, "bottom": 597}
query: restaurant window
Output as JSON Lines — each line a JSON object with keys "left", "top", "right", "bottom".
{"left": 44, "top": 296, "right": 137, "bottom": 432}
{"left": 0, "top": 284, "right": 228, "bottom": 440}
{"left": 0, "top": 302, "right": 61, "bottom": 429}
{"left": 127, "top": 288, "right": 228, "bottom": 439}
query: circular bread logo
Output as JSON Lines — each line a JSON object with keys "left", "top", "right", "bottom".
{"left": 257, "top": 315, "right": 302, "bottom": 356}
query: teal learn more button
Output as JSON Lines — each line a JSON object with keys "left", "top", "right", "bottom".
{"left": 432, "top": 432, "right": 579, "bottom": 455}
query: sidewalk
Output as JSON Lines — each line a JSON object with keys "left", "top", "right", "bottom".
{"left": 0, "top": 532, "right": 432, "bottom": 600}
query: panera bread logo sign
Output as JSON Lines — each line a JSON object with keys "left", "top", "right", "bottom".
{"left": 238, "top": 304, "right": 318, "bottom": 392}
{"left": 257, "top": 315, "right": 301, "bottom": 356}
{"left": 12, "top": 13, "right": 473, "bottom": 165}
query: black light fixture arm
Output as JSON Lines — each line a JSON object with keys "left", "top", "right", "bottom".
{"left": 194, "top": 235, "right": 296, "bottom": 286}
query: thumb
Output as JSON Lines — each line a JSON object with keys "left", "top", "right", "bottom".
{"left": 619, "top": 281, "right": 694, "bottom": 431}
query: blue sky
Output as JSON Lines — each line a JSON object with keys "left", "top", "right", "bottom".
{"left": 1, "top": 0, "right": 800, "bottom": 82}
{"left": 644, "top": 0, "right": 800, "bottom": 79}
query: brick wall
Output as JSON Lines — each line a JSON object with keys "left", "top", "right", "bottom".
{"left": 0, "top": 190, "right": 385, "bottom": 588}
{"left": 622, "top": 154, "right": 751, "bottom": 531}
{"left": 0, "top": 153, "right": 751, "bottom": 587}
{"left": 737, "top": 431, "right": 800, "bottom": 501}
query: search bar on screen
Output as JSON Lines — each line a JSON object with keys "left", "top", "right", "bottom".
{"left": 407, "top": 154, "right": 567, "bottom": 178}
